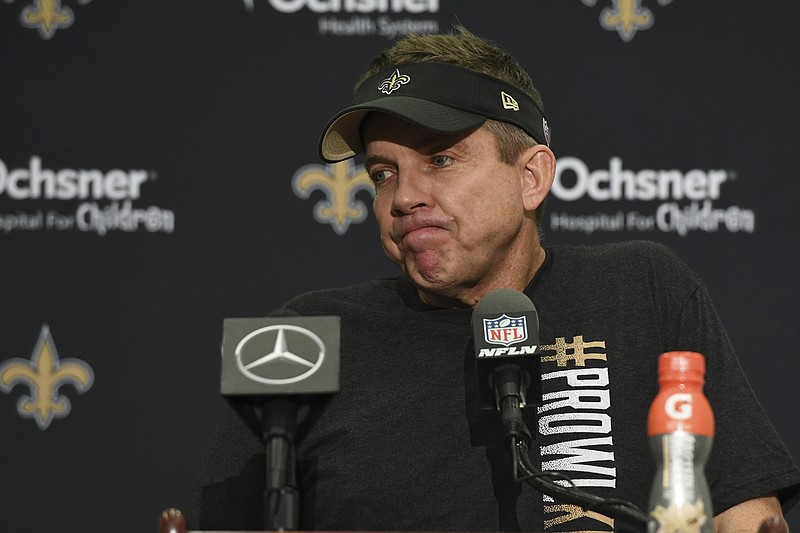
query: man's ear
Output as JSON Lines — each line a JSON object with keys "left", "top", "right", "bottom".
{"left": 521, "top": 144, "right": 556, "bottom": 212}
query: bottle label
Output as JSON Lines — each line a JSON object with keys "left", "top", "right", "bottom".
{"left": 648, "top": 432, "right": 713, "bottom": 533}
{"left": 648, "top": 390, "right": 714, "bottom": 436}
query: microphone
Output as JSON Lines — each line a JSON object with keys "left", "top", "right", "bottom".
{"left": 220, "top": 316, "right": 340, "bottom": 531}
{"left": 471, "top": 294, "right": 651, "bottom": 529}
{"left": 471, "top": 292, "right": 650, "bottom": 528}
{"left": 472, "top": 288, "right": 541, "bottom": 445}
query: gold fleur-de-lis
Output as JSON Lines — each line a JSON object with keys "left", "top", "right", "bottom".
{"left": 292, "top": 160, "right": 374, "bottom": 235}
{"left": 600, "top": 0, "right": 654, "bottom": 42}
{"left": 0, "top": 325, "right": 94, "bottom": 430}
{"left": 20, "top": 0, "right": 75, "bottom": 40}
{"left": 378, "top": 69, "right": 411, "bottom": 95}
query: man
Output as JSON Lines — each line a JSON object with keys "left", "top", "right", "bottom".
{"left": 190, "top": 27, "right": 799, "bottom": 532}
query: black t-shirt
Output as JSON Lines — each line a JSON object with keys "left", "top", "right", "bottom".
{"left": 190, "top": 241, "right": 800, "bottom": 531}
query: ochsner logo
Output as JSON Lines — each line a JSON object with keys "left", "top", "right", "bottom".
{"left": 268, "top": 0, "right": 439, "bottom": 13}
{"left": 0, "top": 156, "right": 175, "bottom": 236}
{"left": 553, "top": 157, "right": 729, "bottom": 202}
{"left": 260, "top": 0, "right": 440, "bottom": 39}
{"left": 0, "top": 156, "right": 148, "bottom": 200}
{"left": 548, "top": 156, "right": 756, "bottom": 236}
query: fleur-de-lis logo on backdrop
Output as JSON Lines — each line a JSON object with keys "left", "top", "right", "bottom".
{"left": 292, "top": 160, "right": 375, "bottom": 235}
{"left": 581, "top": 0, "right": 674, "bottom": 42}
{"left": 0, "top": 324, "right": 94, "bottom": 430}
{"left": 7, "top": 0, "right": 94, "bottom": 40}
{"left": 21, "top": 0, "right": 73, "bottom": 39}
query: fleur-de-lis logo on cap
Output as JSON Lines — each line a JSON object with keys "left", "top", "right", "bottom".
{"left": 378, "top": 69, "right": 411, "bottom": 95}
{"left": 292, "top": 160, "right": 375, "bottom": 235}
{"left": 0, "top": 324, "right": 94, "bottom": 430}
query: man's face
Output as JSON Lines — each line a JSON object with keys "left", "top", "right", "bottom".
{"left": 362, "top": 113, "right": 539, "bottom": 306}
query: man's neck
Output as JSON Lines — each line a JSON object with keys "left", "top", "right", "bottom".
{"left": 417, "top": 245, "right": 547, "bottom": 308}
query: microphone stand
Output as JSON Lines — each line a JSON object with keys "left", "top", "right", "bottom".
{"left": 492, "top": 366, "right": 650, "bottom": 531}
{"left": 261, "top": 399, "right": 300, "bottom": 531}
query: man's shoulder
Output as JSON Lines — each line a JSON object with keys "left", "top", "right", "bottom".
{"left": 551, "top": 239, "right": 679, "bottom": 261}
{"left": 549, "top": 240, "right": 689, "bottom": 272}
{"left": 545, "top": 240, "right": 700, "bottom": 289}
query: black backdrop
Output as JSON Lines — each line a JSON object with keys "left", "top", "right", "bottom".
{"left": 1, "top": 1, "right": 798, "bottom": 532}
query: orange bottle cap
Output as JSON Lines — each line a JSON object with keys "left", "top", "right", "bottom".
{"left": 659, "top": 351, "right": 705, "bottom": 383}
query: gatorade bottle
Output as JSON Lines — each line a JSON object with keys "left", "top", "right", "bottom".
{"left": 647, "top": 351, "right": 715, "bottom": 533}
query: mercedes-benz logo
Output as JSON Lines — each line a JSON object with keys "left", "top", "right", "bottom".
{"left": 234, "top": 325, "right": 325, "bottom": 385}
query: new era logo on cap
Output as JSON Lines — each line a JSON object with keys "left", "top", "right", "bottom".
{"left": 501, "top": 91, "right": 520, "bottom": 111}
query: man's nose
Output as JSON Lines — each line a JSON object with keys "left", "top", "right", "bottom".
{"left": 391, "top": 168, "right": 432, "bottom": 215}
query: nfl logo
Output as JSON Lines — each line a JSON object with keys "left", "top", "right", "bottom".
{"left": 483, "top": 314, "right": 528, "bottom": 347}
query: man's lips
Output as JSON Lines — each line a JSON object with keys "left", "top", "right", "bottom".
{"left": 391, "top": 216, "right": 451, "bottom": 244}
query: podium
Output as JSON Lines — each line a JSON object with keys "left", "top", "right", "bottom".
{"left": 156, "top": 508, "right": 521, "bottom": 533}
{"left": 158, "top": 507, "right": 791, "bottom": 533}
{"left": 160, "top": 509, "right": 262, "bottom": 533}
{"left": 158, "top": 508, "right": 316, "bottom": 533}
{"left": 158, "top": 508, "right": 463, "bottom": 533}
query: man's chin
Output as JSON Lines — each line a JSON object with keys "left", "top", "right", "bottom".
{"left": 403, "top": 257, "right": 445, "bottom": 286}
{"left": 404, "top": 264, "right": 463, "bottom": 299}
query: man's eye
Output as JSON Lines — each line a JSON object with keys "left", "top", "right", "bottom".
{"left": 369, "top": 169, "right": 391, "bottom": 185}
{"left": 431, "top": 155, "right": 453, "bottom": 167}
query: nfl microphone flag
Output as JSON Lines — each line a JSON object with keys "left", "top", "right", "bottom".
{"left": 472, "top": 289, "right": 542, "bottom": 411}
